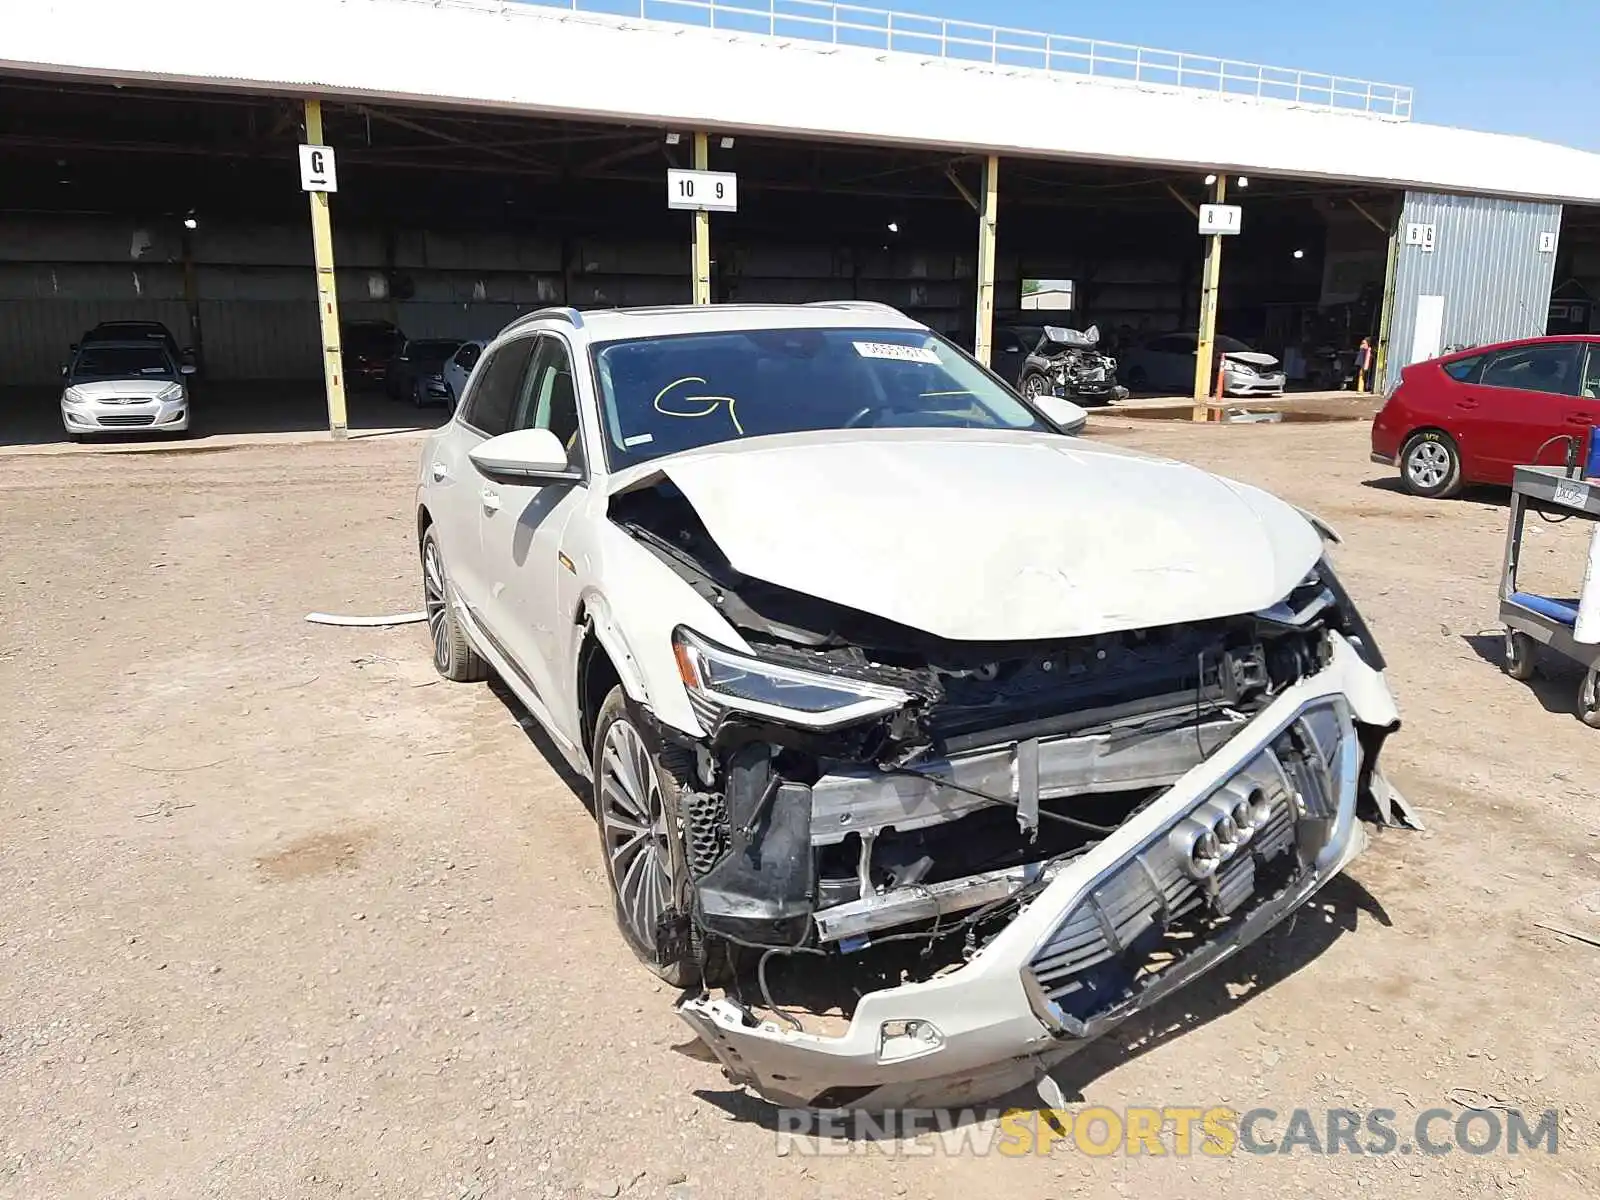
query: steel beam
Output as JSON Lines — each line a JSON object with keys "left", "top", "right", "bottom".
{"left": 1375, "top": 207, "right": 1401, "bottom": 394}
{"left": 974, "top": 154, "right": 999, "bottom": 367}
{"left": 1192, "top": 175, "right": 1227, "bottom": 421}
{"left": 304, "top": 100, "right": 348, "bottom": 440}
{"left": 691, "top": 132, "right": 712, "bottom": 306}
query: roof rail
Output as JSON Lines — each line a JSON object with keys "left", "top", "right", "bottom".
{"left": 506, "top": 306, "right": 586, "bottom": 332}
{"left": 805, "top": 300, "right": 905, "bottom": 316}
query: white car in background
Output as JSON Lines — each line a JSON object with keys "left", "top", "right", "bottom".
{"left": 1122, "top": 332, "right": 1287, "bottom": 396}
{"left": 441, "top": 339, "right": 487, "bottom": 412}
{"left": 413, "top": 301, "right": 1407, "bottom": 1111}
{"left": 60, "top": 339, "right": 195, "bottom": 439}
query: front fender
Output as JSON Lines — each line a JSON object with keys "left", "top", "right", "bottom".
{"left": 580, "top": 520, "right": 752, "bottom": 738}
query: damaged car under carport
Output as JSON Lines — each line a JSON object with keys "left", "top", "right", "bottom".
{"left": 413, "top": 303, "right": 1414, "bottom": 1114}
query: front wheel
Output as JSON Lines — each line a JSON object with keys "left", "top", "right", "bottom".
{"left": 1504, "top": 630, "right": 1537, "bottom": 681}
{"left": 1399, "top": 431, "right": 1463, "bottom": 499}
{"left": 591, "top": 687, "right": 701, "bottom": 987}
{"left": 1579, "top": 667, "right": 1600, "bottom": 729}
{"left": 1020, "top": 371, "right": 1052, "bottom": 401}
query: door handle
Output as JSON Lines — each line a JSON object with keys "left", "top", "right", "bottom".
{"left": 431, "top": 461, "right": 450, "bottom": 482}
{"left": 1455, "top": 399, "right": 1479, "bottom": 410}
{"left": 480, "top": 488, "right": 501, "bottom": 513}
{"left": 1568, "top": 413, "right": 1595, "bottom": 426}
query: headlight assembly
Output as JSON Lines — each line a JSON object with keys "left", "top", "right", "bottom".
{"left": 157, "top": 383, "right": 183, "bottom": 403}
{"left": 671, "top": 627, "right": 912, "bottom": 732}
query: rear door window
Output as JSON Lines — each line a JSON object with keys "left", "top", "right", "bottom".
{"left": 1442, "top": 354, "right": 1486, "bottom": 383}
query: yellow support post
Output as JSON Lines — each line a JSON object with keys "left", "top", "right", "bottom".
{"left": 1193, "top": 175, "right": 1227, "bottom": 422}
{"left": 974, "top": 155, "right": 999, "bottom": 367}
{"left": 304, "top": 99, "right": 348, "bottom": 439}
{"left": 1374, "top": 212, "right": 1401, "bottom": 395}
{"left": 691, "top": 132, "right": 712, "bottom": 306}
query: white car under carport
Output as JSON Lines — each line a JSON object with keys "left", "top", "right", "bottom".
{"left": 1123, "top": 333, "right": 1287, "bottom": 397}
{"left": 59, "top": 340, "right": 195, "bottom": 439}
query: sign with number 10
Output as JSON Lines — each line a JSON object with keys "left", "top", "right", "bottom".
{"left": 667, "top": 169, "right": 739, "bottom": 213}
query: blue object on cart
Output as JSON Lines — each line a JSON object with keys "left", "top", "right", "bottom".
{"left": 1587, "top": 427, "right": 1600, "bottom": 479}
{"left": 1509, "top": 592, "right": 1581, "bottom": 626}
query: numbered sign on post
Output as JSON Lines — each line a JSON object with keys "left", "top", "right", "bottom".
{"left": 667, "top": 169, "right": 738, "bottom": 213}
{"left": 1198, "top": 204, "right": 1242, "bottom": 236}
{"left": 299, "top": 144, "right": 339, "bottom": 193}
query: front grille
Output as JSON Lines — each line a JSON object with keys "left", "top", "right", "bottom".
{"left": 98, "top": 414, "right": 156, "bottom": 427}
{"left": 1025, "top": 699, "right": 1352, "bottom": 1028}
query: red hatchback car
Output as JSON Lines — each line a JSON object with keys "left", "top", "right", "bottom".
{"left": 1371, "top": 335, "right": 1600, "bottom": 497}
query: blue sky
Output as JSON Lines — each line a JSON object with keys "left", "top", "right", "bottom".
{"left": 884, "top": 0, "right": 1600, "bottom": 149}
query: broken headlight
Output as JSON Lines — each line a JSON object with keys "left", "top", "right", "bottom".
{"left": 671, "top": 627, "right": 912, "bottom": 732}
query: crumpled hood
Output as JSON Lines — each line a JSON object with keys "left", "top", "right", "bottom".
{"left": 66, "top": 379, "right": 177, "bottom": 400}
{"left": 614, "top": 430, "right": 1322, "bottom": 642}
{"left": 1221, "top": 351, "right": 1281, "bottom": 369}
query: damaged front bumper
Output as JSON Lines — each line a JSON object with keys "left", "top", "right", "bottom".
{"left": 678, "top": 634, "right": 1397, "bottom": 1110}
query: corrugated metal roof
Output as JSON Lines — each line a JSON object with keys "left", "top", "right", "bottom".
{"left": 8, "top": 0, "right": 1600, "bottom": 204}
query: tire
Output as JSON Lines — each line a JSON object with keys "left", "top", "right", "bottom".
{"left": 1020, "top": 371, "right": 1052, "bottom": 401}
{"left": 1399, "top": 430, "right": 1463, "bottom": 499}
{"left": 1504, "top": 630, "right": 1537, "bottom": 682}
{"left": 411, "top": 379, "right": 425, "bottom": 409}
{"left": 591, "top": 687, "right": 702, "bottom": 988}
{"left": 1580, "top": 668, "right": 1600, "bottom": 729}
{"left": 66, "top": 432, "right": 84, "bottom": 444}
{"left": 420, "top": 525, "right": 488, "bottom": 683}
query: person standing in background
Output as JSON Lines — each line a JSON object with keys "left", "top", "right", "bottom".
{"left": 1356, "top": 336, "right": 1376, "bottom": 392}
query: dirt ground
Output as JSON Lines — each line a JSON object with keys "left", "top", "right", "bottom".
{"left": 3, "top": 419, "right": 1598, "bottom": 1199}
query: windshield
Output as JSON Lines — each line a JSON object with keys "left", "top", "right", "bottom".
{"left": 1217, "top": 336, "right": 1253, "bottom": 354}
{"left": 592, "top": 327, "right": 1047, "bottom": 468}
{"left": 70, "top": 346, "right": 174, "bottom": 381}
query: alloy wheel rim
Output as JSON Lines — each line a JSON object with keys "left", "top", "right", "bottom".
{"left": 598, "top": 718, "right": 672, "bottom": 950}
{"left": 1407, "top": 441, "right": 1450, "bottom": 488}
{"left": 423, "top": 539, "right": 450, "bottom": 670}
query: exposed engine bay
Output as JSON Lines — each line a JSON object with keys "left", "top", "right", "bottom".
{"left": 611, "top": 481, "right": 1398, "bottom": 978}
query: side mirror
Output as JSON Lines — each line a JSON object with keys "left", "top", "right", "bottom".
{"left": 1032, "top": 393, "right": 1088, "bottom": 436}
{"left": 180, "top": 363, "right": 197, "bottom": 376}
{"left": 469, "top": 428, "right": 581, "bottom": 486}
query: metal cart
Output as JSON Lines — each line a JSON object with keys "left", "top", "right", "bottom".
{"left": 1500, "top": 465, "right": 1600, "bottom": 726}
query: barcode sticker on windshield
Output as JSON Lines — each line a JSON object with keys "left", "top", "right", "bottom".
{"left": 853, "top": 341, "right": 941, "bottom": 365}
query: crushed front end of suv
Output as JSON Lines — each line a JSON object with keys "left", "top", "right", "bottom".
{"left": 414, "top": 301, "right": 1412, "bottom": 1113}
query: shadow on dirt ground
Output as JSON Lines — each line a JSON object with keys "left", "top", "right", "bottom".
{"left": 489, "top": 676, "right": 591, "bottom": 809}
{"left": 1461, "top": 632, "right": 1589, "bottom": 718}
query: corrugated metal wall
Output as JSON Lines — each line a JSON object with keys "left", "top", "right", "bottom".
{"left": 1385, "top": 191, "right": 1562, "bottom": 390}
